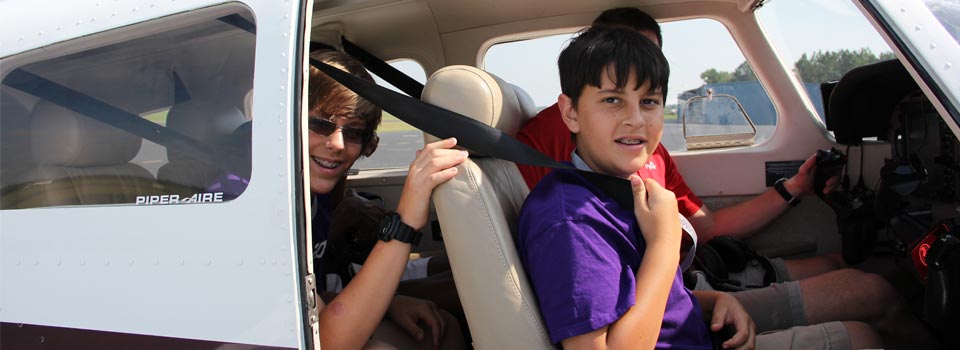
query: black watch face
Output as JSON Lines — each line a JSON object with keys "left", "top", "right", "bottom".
{"left": 378, "top": 214, "right": 397, "bottom": 241}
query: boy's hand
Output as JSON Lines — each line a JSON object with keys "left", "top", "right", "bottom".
{"left": 630, "top": 174, "right": 680, "bottom": 246}
{"left": 387, "top": 295, "right": 446, "bottom": 347}
{"left": 396, "top": 137, "right": 469, "bottom": 230}
{"left": 710, "top": 293, "right": 756, "bottom": 350}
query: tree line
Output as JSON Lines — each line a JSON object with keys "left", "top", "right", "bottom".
{"left": 700, "top": 48, "right": 896, "bottom": 84}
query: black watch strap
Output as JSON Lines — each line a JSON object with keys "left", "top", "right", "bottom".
{"left": 378, "top": 213, "right": 422, "bottom": 246}
{"left": 774, "top": 178, "right": 800, "bottom": 207}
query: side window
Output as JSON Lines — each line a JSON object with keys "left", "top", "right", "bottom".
{"left": 484, "top": 18, "right": 774, "bottom": 152}
{"left": 352, "top": 59, "right": 427, "bottom": 171}
{"left": 663, "top": 19, "right": 770, "bottom": 150}
{"left": 0, "top": 4, "right": 255, "bottom": 209}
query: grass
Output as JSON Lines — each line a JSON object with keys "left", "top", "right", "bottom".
{"left": 143, "top": 109, "right": 169, "bottom": 126}
{"left": 378, "top": 111, "right": 418, "bottom": 133}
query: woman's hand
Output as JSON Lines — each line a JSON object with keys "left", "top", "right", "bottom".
{"left": 630, "top": 174, "right": 681, "bottom": 247}
{"left": 395, "top": 137, "right": 468, "bottom": 231}
{"left": 709, "top": 292, "right": 756, "bottom": 350}
{"left": 386, "top": 295, "right": 446, "bottom": 347}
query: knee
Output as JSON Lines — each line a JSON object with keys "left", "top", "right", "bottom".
{"left": 440, "top": 308, "right": 461, "bottom": 334}
{"left": 823, "top": 253, "right": 846, "bottom": 270}
{"left": 364, "top": 339, "right": 400, "bottom": 350}
{"left": 842, "top": 321, "right": 883, "bottom": 349}
{"left": 438, "top": 308, "right": 468, "bottom": 349}
{"left": 852, "top": 270, "right": 898, "bottom": 304}
{"left": 838, "top": 269, "right": 902, "bottom": 320}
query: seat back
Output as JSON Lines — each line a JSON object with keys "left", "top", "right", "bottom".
{"left": 156, "top": 99, "right": 248, "bottom": 191}
{"left": 4, "top": 101, "right": 154, "bottom": 208}
{"left": 509, "top": 82, "right": 538, "bottom": 126}
{"left": 0, "top": 90, "right": 33, "bottom": 193}
{"left": 422, "top": 66, "right": 553, "bottom": 349}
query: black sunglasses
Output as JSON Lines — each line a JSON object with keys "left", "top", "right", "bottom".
{"left": 308, "top": 117, "right": 368, "bottom": 145}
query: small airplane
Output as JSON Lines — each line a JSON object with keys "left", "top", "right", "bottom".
{"left": 2, "top": 0, "right": 959, "bottom": 349}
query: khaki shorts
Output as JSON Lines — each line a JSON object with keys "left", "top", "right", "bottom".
{"left": 730, "top": 281, "right": 805, "bottom": 332}
{"left": 731, "top": 281, "right": 851, "bottom": 349}
{"left": 695, "top": 259, "right": 852, "bottom": 349}
{"left": 756, "top": 321, "right": 850, "bottom": 350}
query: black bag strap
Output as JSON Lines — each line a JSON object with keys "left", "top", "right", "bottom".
{"left": 692, "top": 236, "right": 781, "bottom": 291}
{"left": 309, "top": 59, "right": 635, "bottom": 209}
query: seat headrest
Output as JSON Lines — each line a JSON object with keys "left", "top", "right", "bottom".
{"left": 509, "top": 83, "right": 538, "bottom": 124}
{"left": 165, "top": 99, "right": 247, "bottom": 163}
{"left": 30, "top": 101, "right": 142, "bottom": 167}
{"left": 1, "top": 91, "right": 32, "bottom": 169}
{"left": 422, "top": 66, "right": 524, "bottom": 153}
{"left": 242, "top": 89, "right": 254, "bottom": 119}
{"left": 825, "top": 59, "right": 918, "bottom": 145}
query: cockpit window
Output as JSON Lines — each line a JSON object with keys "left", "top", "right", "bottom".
{"left": 757, "top": 0, "right": 894, "bottom": 123}
{"left": 485, "top": 18, "right": 772, "bottom": 151}
{"left": 0, "top": 4, "right": 256, "bottom": 209}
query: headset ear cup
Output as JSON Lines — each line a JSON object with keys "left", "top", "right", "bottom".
{"left": 696, "top": 244, "right": 729, "bottom": 280}
{"left": 708, "top": 236, "right": 750, "bottom": 272}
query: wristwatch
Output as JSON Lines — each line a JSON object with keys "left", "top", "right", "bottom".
{"left": 378, "top": 212, "right": 422, "bottom": 246}
{"left": 774, "top": 178, "right": 801, "bottom": 207}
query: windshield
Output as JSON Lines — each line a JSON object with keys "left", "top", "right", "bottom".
{"left": 756, "top": 0, "right": 894, "bottom": 122}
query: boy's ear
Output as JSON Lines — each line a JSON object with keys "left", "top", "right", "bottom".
{"left": 557, "top": 93, "right": 580, "bottom": 134}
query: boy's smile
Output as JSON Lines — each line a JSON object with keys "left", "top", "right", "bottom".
{"left": 559, "top": 67, "right": 664, "bottom": 179}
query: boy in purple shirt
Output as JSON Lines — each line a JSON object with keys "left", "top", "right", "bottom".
{"left": 516, "top": 22, "right": 894, "bottom": 350}
{"left": 517, "top": 26, "right": 755, "bottom": 349}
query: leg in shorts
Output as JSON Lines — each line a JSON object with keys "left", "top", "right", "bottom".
{"left": 729, "top": 282, "right": 852, "bottom": 349}
{"left": 730, "top": 281, "right": 805, "bottom": 333}
{"left": 756, "top": 321, "right": 850, "bottom": 350}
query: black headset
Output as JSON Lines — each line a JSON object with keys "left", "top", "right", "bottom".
{"left": 693, "top": 236, "right": 780, "bottom": 291}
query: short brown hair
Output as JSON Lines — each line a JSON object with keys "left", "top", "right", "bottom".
{"left": 308, "top": 49, "right": 382, "bottom": 154}
{"left": 592, "top": 7, "right": 662, "bottom": 47}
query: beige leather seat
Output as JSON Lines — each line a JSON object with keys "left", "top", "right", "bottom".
{"left": 4, "top": 101, "right": 156, "bottom": 208}
{"left": 0, "top": 90, "right": 33, "bottom": 195}
{"left": 422, "top": 65, "right": 554, "bottom": 349}
{"left": 156, "top": 99, "right": 248, "bottom": 191}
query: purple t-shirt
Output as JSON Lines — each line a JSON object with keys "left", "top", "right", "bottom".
{"left": 518, "top": 168, "right": 711, "bottom": 348}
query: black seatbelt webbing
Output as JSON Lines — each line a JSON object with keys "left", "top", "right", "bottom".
{"left": 341, "top": 37, "right": 424, "bottom": 99}
{"left": 309, "top": 59, "right": 634, "bottom": 209}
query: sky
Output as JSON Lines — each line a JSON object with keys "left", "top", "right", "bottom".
{"left": 378, "top": 0, "right": 893, "bottom": 110}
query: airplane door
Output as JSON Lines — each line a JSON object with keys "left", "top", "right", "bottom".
{"left": 0, "top": 0, "right": 317, "bottom": 348}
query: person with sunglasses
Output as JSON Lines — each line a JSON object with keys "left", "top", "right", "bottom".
{"left": 307, "top": 50, "right": 468, "bottom": 350}
{"left": 211, "top": 49, "right": 467, "bottom": 349}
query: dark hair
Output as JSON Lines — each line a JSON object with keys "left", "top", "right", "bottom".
{"left": 308, "top": 49, "right": 382, "bottom": 155}
{"left": 592, "top": 7, "right": 662, "bottom": 47}
{"left": 558, "top": 26, "right": 669, "bottom": 107}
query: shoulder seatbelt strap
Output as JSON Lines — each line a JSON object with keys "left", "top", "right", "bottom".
{"left": 341, "top": 37, "right": 424, "bottom": 99}
{"left": 310, "top": 59, "right": 634, "bottom": 209}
